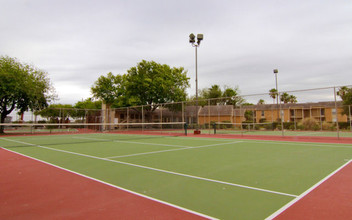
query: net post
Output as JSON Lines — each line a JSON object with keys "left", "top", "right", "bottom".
{"left": 184, "top": 122, "right": 188, "bottom": 136}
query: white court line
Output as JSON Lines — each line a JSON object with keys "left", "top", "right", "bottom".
{"left": 1, "top": 147, "right": 216, "bottom": 220}
{"left": 101, "top": 133, "right": 237, "bottom": 142}
{"left": 288, "top": 132, "right": 325, "bottom": 137}
{"left": 265, "top": 159, "right": 352, "bottom": 220}
{"left": 72, "top": 136, "right": 189, "bottom": 148}
{"left": 246, "top": 139, "right": 352, "bottom": 148}
{"left": 106, "top": 141, "right": 243, "bottom": 159}
{"left": 1, "top": 138, "right": 297, "bottom": 198}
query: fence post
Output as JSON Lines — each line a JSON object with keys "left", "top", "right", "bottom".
{"left": 142, "top": 105, "right": 144, "bottom": 132}
{"left": 240, "top": 105, "right": 243, "bottom": 133}
{"left": 182, "top": 102, "right": 184, "bottom": 123}
{"left": 279, "top": 93, "right": 284, "bottom": 137}
{"left": 208, "top": 99, "right": 211, "bottom": 133}
{"left": 160, "top": 104, "right": 163, "bottom": 131}
{"left": 349, "top": 105, "right": 351, "bottom": 132}
{"left": 333, "top": 87, "right": 340, "bottom": 139}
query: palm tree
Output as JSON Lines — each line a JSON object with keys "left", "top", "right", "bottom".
{"left": 338, "top": 86, "right": 349, "bottom": 99}
{"left": 280, "top": 92, "right": 290, "bottom": 103}
{"left": 288, "top": 95, "right": 297, "bottom": 103}
{"left": 257, "top": 99, "right": 265, "bottom": 105}
{"left": 269, "top": 88, "right": 278, "bottom": 104}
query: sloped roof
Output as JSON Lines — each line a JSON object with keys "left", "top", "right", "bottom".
{"left": 241, "top": 101, "right": 342, "bottom": 110}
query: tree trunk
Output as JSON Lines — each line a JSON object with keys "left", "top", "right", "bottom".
{"left": 0, "top": 114, "right": 6, "bottom": 134}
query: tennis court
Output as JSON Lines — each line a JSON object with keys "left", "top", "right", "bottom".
{"left": 1, "top": 132, "right": 352, "bottom": 219}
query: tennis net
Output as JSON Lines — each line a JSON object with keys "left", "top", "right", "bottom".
{"left": 0, "top": 122, "right": 187, "bottom": 148}
{"left": 0, "top": 122, "right": 187, "bottom": 136}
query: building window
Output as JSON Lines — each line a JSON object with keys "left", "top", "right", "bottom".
{"left": 261, "top": 111, "right": 265, "bottom": 117}
{"left": 321, "top": 109, "right": 325, "bottom": 116}
{"left": 290, "top": 110, "right": 295, "bottom": 116}
{"left": 332, "top": 109, "right": 337, "bottom": 122}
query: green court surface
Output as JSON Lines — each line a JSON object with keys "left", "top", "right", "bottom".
{"left": 1, "top": 133, "right": 352, "bottom": 219}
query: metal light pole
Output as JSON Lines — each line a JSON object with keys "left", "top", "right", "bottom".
{"left": 274, "top": 68, "right": 284, "bottom": 136}
{"left": 189, "top": 33, "right": 203, "bottom": 133}
{"left": 273, "top": 69, "right": 279, "bottom": 120}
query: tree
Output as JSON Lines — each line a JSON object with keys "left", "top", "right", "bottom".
{"left": 91, "top": 72, "right": 126, "bottom": 107}
{"left": 73, "top": 98, "right": 102, "bottom": 121}
{"left": 197, "top": 85, "right": 244, "bottom": 106}
{"left": 338, "top": 86, "right": 352, "bottom": 116}
{"left": 206, "top": 85, "right": 223, "bottom": 99}
{"left": 280, "top": 92, "right": 290, "bottom": 103}
{"left": 0, "top": 56, "right": 54, "bottom": 133}
{"left": 201, "top": 84, "right": 222, "bottom": 105}
{"left": 222, "top": 86, "right": 244, "bottom": 106}
{"left": 74, "top": 98, "right": 102, "bottom": 109}
{"left": 338, "top": 86, "right": 350, "bottom": 101}
{"left": 257, "top": 99, "right": 265, "bottom": 105}
{"left": 288, "top": 95, "right": 297, "bottom": 103}
{"left": 280, "top": 92, "right": 297, "bottom": 104}
{"left": 124, "top": 60, "right": 189, "bottom": 115}
{"left": 244, "top": 110, "right": 254, "bottom": 122}
{"left": 269, "top": 88, "right": 278, "bottom": 104}
{"left": 36, "top": 99, "right": 103, "bottom": 123}
{"left": 36, "top": 104, "right": 73, "bottom": 122}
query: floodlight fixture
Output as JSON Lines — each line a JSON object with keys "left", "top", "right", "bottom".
{"left": 189, "top": 33, "right": 196, "bottom": 44}
{"left": 197, "top": 34, "right": 204, "bottom": 45}
{"left": 273, "top": 68, "right": 280, "bottom": 122}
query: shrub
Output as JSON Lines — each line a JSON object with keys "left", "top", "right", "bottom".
{"left": 322, "top": 121, "right": 335, "bottom": 131}
{"left": 221, "top": 121, "right": 232, "bottom": 129}
{"left": 288, "top": 124, "right": 295, "bottom": 130}
{"left": 283, "top": 122, "right": 294, "bottom": 130}
{"left": 338, "top": 122, "right": 350, "bottom": 130}
{"left": 300, "top": 118, "right": 319, "bottom": 131}
{"left": 259, "top": 118, "right": 266, "bottom": 123}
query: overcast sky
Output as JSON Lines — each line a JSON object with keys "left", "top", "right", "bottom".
{"left": 1, "top": 0, "right": 351, "bottom": 105}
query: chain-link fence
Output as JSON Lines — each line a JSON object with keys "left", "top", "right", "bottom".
{"left": 3, "top": 85, "right": 352, "bottom": 138}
